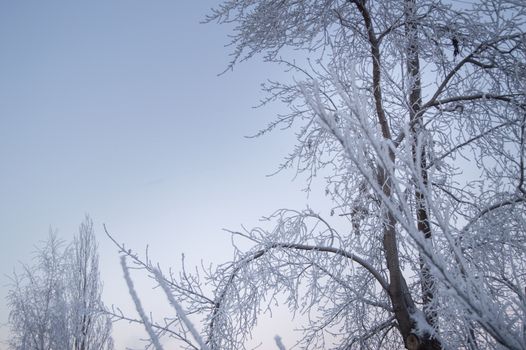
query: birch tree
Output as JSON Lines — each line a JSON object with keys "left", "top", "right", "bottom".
{"left": 112, "top": 0, "right": 526, "bottom": 349}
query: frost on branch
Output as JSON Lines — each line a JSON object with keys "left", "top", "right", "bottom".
{"left": 112, "top": 0, "right": 526, "bottom": 349}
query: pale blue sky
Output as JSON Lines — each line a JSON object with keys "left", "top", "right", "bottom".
{"left": 0, "top": 1, "right": 326, "bottom": 348}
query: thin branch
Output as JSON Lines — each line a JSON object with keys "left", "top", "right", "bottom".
{"left": 424, "top": 34, "right": 524, "bottom": 109}
{"left": 345, "top": 316, "right": 396, "bottom": 348}
{"left": 461, "top": 197, "right": 526, "bottom": 235}
{"left": 104, "top": 225, "right": 215, "bottom": 306}
{"left": 423, "top": 93, "right": 523, "bottom": 110}
{"left": 427, "top": 119, "right": 519, "bottom": 169}
{"left": 106, "top": 310, "right": 199, "bottom": 350}
{"left": 153, "top": 268, "right": 210, "bottom": 350}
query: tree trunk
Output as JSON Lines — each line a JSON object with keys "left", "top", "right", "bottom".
{"left": 404, "top": 0, "right": 437, "bottom": 330}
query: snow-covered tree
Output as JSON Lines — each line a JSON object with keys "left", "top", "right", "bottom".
{"left": 65, "top": 217, "right": 113, "bottom": 350}
{"left": 7, "top": 217, "right": 113, "bottom": 350}
{"left": 7, "top": 234, "right": 69, "bottom": 350}
{"left": 112, "top": 0, "right": 526, "bottom": 349}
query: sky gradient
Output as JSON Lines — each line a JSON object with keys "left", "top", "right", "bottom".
{"left": 0, "top": 1, "right": 328, "bottom": 348}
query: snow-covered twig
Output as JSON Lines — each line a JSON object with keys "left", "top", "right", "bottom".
{"left": 120, "top": 256, "right": 164, "bottom": 350}
{"left": 274, "top": 335, "right": 287, "bottom": 350}
{"left": 153, "top": 267, "right": 210, "bottom": 350}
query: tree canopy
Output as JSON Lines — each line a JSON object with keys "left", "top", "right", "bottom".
{"left": 114, "top": 0, "right": 526, "bottom": 349}
{"left": 7, "top": 217, "right": 113, "bottom": 350}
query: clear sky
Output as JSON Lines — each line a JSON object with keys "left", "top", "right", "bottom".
{"left": 0, "top": 1, "right": 327, "bottom": 348}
